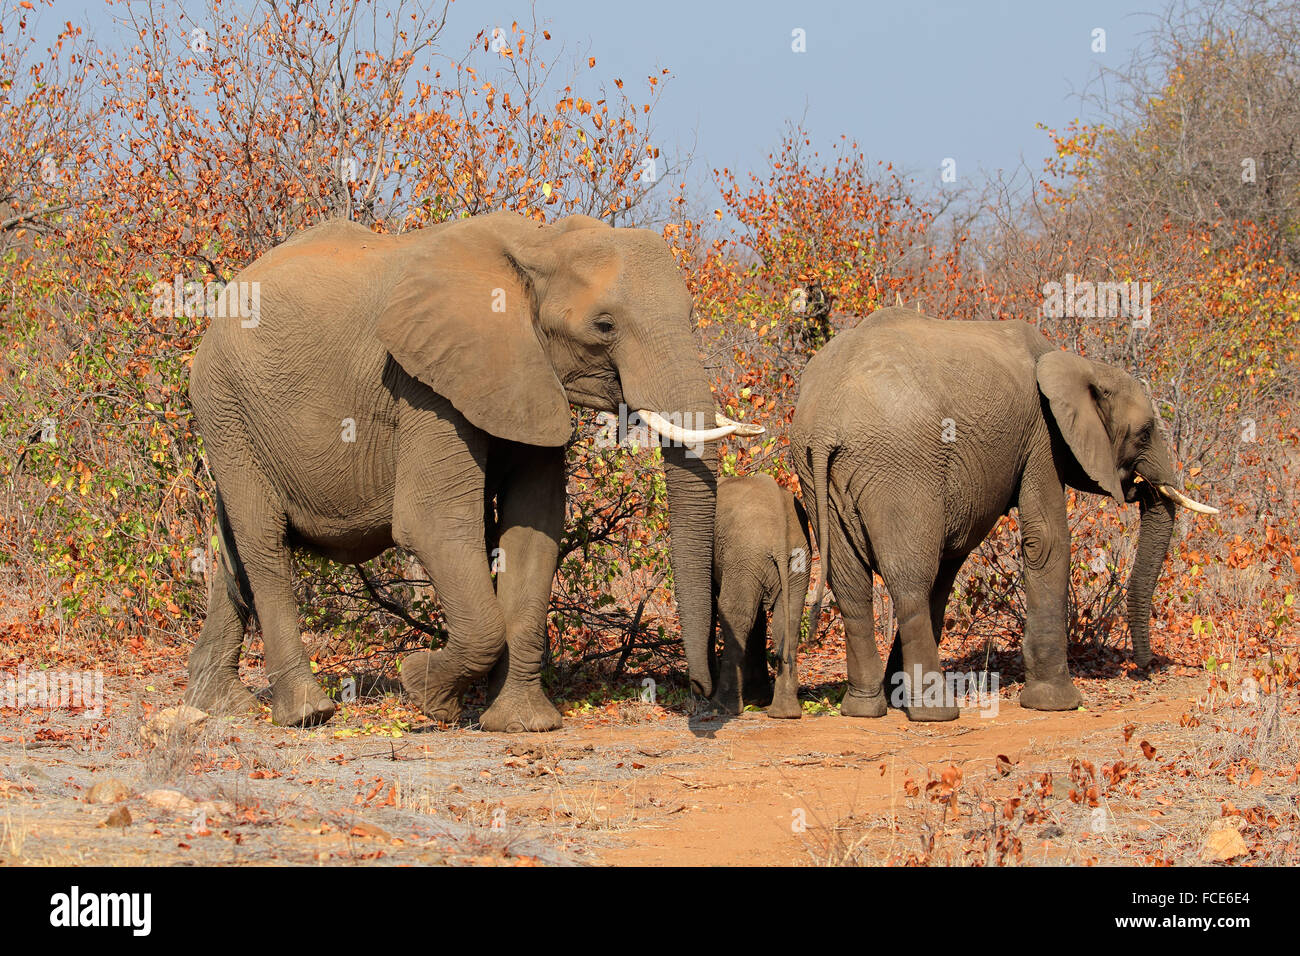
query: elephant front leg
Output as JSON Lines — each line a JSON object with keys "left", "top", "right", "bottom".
{"left": 394, "top": 418, "right": 505, "bottom": 725}
{"left": 1017, "top": 465, "right": 1083, "bottom": 711}
{"left": 398, "top": 538, "right": 506, "bottom": 724}
{"left": 479, "top": 446, "right": 566, "bottom": 733}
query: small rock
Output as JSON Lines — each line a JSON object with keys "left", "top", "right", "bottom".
{"left": 139, "top": 705, "right": 209, "bottom": 747}
{"left": 102, "top": 807, "right": 132, "bottom": 828}
{"left": 143, "top": 789, "right": 196, "bottom": 812}
{"left": 86, "top": 779, "right": 131, "bottom": 804}
{"left": 1199, "top": 825, "right": 1248, "bottom": 862}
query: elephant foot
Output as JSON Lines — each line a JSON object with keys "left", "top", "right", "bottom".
{"left": 710, "top": 682, "right": 744, "bottom": 716}
{"left": 479, "top": 681, "right": 563, "bottom": 733}
{"left": 840, "top": 685, "right": 887, "bottom": 718}
{"left": 766, "top": 695, "right": 802, "bottom": 719}
{"left": 400, "top": 649, "right": 466, "bottom": 724}
{"left": 270, "top": 679, "right": 336, "bottom": 727}
{"left": 1020, "top": 678, "right": 1082, "bottom": 711}
{"left": 183, "top": 672, "right": 258, "bottom": 717}
{"left": 904, "top": 704, "right": 960, "bottom": 722}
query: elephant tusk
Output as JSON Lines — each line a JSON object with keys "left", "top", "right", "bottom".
{"left": 1157, "top": 484, "right": 1219, "bottom": 515}
{"left": 635, "top": 409, "right": 740, "bottom": 444}
{"left": 1133, "top": 472, "right": 1218, "bottom": 514}
{"left": 714, "top": 413, "right": 766, "bottom": 437}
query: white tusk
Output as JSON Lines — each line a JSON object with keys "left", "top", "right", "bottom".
{"left": 714, "top": 413, "right": 766, "bottom": 437}
{"left": 636, "top": 409, "right": 737, "bottom": 444}
{"left": 1157, "top": 484, "right": 1219, "bottom": 515}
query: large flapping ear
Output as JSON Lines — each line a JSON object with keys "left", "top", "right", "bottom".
{"left": 375, "top": 212, "right": 573, "bottom": 447}
{"left": 1035, "top": 350, "right": 1125, "bottom": 501}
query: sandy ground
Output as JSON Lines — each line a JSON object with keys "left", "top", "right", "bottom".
{"left": 5, "top": 655, "right": 1291, "bottom": 867}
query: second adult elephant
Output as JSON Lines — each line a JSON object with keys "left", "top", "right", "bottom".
{"left": 791, "top": 308, "right": 1217, "bottom": 721}
{"left": 186, "top": 211, "right": 756, "bottom": 730}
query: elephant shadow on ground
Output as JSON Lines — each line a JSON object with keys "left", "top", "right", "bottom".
{"left": 942, "top": 641, "right": 1157, "bottom": 686}
{"left": 686, "top": 708, "right": 743, "bottom": 739}
{"left": 797, "top": 638, "right": 1158, "bottom": 717}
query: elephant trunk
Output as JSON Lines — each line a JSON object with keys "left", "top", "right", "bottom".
{"left": 619, "top": 337, "right": 720, "bottom": 699}
{"left": 662, "top": 436, "right": 717, "bottom": 698}
{"left": 1127, "top": 435, "right": 1181, "bottom": 667}
{"left": 1127, "top": 493, "right": 1175, "bottom": 668}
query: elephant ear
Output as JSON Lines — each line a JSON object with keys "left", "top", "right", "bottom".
{"left": 375, "top": 213, "right": 573, "bottom": 447}
{"left": 1036, "top": 350, "right": 1125, "bottom": 501}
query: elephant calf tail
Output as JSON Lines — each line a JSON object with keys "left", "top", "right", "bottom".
{"left": 213, "top": 485, "right": 255, "bottom": 617}
{"left": 805, "top": 445, "right": 832, "bottom": 642}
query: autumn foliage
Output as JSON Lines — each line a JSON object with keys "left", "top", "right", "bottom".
{"left": 1, "top": 0, "right": 1295, "bottom": 708}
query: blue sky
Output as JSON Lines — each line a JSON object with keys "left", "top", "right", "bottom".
{"left": 439, "top": 0, "right": 1164, "bottom": 196}
{"left": 41, "top": 0, "right": 1164, "bottom": 198}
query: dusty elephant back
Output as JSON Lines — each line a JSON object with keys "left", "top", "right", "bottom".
{"left": 189, "top": 221, "right": 417, "bottom": 532}
{"left": 794, "top": 310, "right": 1044, "bottom": 485}
{"left": 716, "top": 474, "right": 786, "bottom": 554}
{"left": 715, "top": 474, "right": 810, "bottom": 586}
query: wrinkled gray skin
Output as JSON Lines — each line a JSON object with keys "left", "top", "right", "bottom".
{"left": 186, "top": 211, "right": 727, "bottom": 731}
{"left": 791, "top": 308, "right": 1215, "bottom": 721}
{"left": 711, "top": 474, "right": 811, "bottom": 719}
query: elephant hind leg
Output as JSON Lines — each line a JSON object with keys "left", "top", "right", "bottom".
{"left": 713, "top": 589, "right": 759, "bottom": 715}
{"left": 742, "top": 614, "right": 773, "bottom": 707}
{"left": 868, "top": 517, "right": 956, "bottom": 722}
{"left": 767, "top": 608, "right": 802, "bottom": 720}
{"left": 884, "top": 555, "right": 964, "bottom": 707}
{"left": 220, "top": 482, "right": 335, "bottom": 727}
{"left": 823, "top": 507, "right": 885, "bottom": 718}
{"left": 184, "top": 560, "right": 258, "bottom": 716}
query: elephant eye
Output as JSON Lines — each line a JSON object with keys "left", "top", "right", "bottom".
{"left": 593, "top": 315, "right": 616, "bottom": 336}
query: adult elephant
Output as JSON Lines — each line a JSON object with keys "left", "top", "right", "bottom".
{"left": 186, "top": 211, "right": 755, "bottom": 730}
{"left": 791, "top": 307, "right": 1217, "bottom": 721}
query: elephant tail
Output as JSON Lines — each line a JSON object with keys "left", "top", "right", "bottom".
{"left": 806, "top": 443, "right": 831, "bottom": 642}
{"left": 213, "top": 484, "right": 254, "bottom": 617}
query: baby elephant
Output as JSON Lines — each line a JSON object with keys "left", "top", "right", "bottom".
{"left": 712, "top": 474, "right": 812, "bottom": 718}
